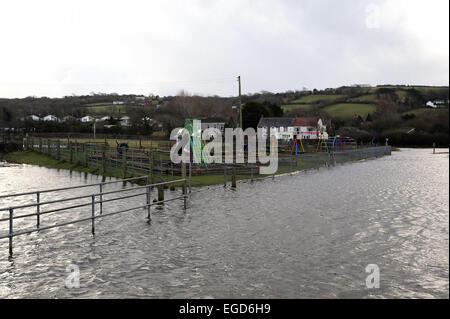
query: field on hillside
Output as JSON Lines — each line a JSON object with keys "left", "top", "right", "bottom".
{"left": 324, "top": 103, "right": 377, "bottom": 118}
{"left": 348, "top": 94, "right": 378, "bottom": 103}
{"left": 281, "top": 104, "right": 313, "bottom": 111}
{"left": 401, "top": 108, "right": 445, "bottom": 116}
{"left": 86, "top": 104, "right": 127, "bottom": 114}
{"left": 290, "top": 94, "right": 345, "bottom": 104}
{"left": 368, "top": 85, "right": 449, "bottom": 94}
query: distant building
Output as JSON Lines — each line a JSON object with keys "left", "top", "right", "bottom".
{"left": 27, "top": 115, "right": 40, "bottom": 121}
{"left": 81, "top": 116, "right": 95, "bottom": 123}
{"left": 120, "top": 116, "right": 131, "bottom": 127}
{"left": 98, "top": 116, "right": 111, "bottom": 122}
{"left": 426, "top": 101, "right": 437, "bottom": 108}
{"left": 62, "top": 115, "right": 76, "bottom": 122}
{"left": 200, "top": 117, "right": 226, "bottom": 134}
{"left": 257, "top": 117, "right": 328, "bottom": 140}
{"left": 113, "top": 101, "right": 125, "bottom": 105}
{"left": 42, "top": 115, "right": 59, "bottom": 122}
{"left": 293, "top": 117, "right": 328, "bottom": 140}
{"left": 135, "top": 96, "right": 146, "bottom": 101}
{"left": 427, "top": 100, "right": 447, "bottom": 108}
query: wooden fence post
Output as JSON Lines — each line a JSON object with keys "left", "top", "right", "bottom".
{"left": 56, "top": 140, "right": 61, "bottom": 160}
{"left": 75, "top": 142, "right": 79, "bottom": 164}
{"left": 224, "top": 165, "right": 227, "bottom": 187}
{"left": 181, "top": 161, "right": 187, "bottom": 194}
{"left": 84, "top": 145, "right": 88, "bottom": 167}
{"left": 158, "top": 185, "right": 164, "bottom": 202}
{"left": 9, "top": 208, "right": 13, "bottom": 256}
{"left": 231, "top": 168, "right": 237, "bottom": 188}
{"left": 69, "top": 141, "right": 73, "bottom": 163}
{"left": 122, "top": 149, "right": 127, "bottom": 179}
{"left": 146, "top": 185, "right": 151, "bottom": 221}
{"left": 91, "top": 195, "right": 95, "bottom": 235}
{"left": 102, "top": 147, "right": 106, "bottom": 174}
{"left": 148, "top": 150, "right": 154, "bottom": 184}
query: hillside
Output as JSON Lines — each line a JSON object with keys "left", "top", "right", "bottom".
{"left": 0, "top": 85, "right": 448, "bottom": 147}
{"left": 281, "top": 85, "right": 449, "bottom": 118}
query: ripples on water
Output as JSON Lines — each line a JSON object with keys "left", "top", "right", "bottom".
{"left": 0, "top": 148, "right": 448, "bottom": 298}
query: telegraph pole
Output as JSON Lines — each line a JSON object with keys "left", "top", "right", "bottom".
{"left": 238, "top": 76, "right": 243, "bottom": 129}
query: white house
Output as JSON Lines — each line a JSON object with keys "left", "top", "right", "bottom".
{"left": 43, "top": 115, "right": 59, "bottom": 122}
{"left": 81, "top": 116, "right": 95, "bottom": 123}
{"left": 120, "top": 116, "right": 131, "bottom": 127}
{"left": 27, "top": 115, "right": 40, "bottom": 121}
{"left": 426, "top": 101, "right": 437, "bottom": 108}
{"left": 257, "top": 117, "right": 328, "bottom": 141}
{"left": 62, "top": 115, "right": 76, "bottom": 122}
{"left": 97, "top": 116, "right": 111, "bottom": 122}
{"left": 292, "top": 117, "right": 328, "bottom": 140}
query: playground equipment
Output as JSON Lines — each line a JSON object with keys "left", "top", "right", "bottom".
{"left": 290, "top": 136, "right": 305, "bottom": 155}
{"left": 322, "top": 136, "right": 356, "bottom": 152}
{"left": 184, "top": 119, "right": 212, "bottom": 165}
{"left": 290, "top": 132, "right": 326, "bottom": 155}
{"left": 315, "top": 134, "right": 326, "bottom": 152}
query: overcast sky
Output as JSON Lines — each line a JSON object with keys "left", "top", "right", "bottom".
{"left": 0, "top": 0, "right": 448, "bottom": 98}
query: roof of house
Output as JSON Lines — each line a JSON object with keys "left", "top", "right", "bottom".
{"left": 257, "top": 117, "right": 295, "bottom": 128}
{"left": 293, "top": 117, "right": 319, "bottom": 127}
{"left": 200, "top": 117, "right": 226, "bottom": 123}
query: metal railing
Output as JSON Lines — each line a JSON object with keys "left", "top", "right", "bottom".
{"left": 0, "top": 176, "right": 187, "bottom": 257}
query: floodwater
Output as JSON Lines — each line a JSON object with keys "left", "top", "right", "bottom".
{"left": 0, "top": 148, "right": 448, "bottom": 298}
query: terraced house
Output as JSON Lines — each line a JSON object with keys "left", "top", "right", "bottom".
{"left": 257, "top": 117, "right": 328, "bottom": 141}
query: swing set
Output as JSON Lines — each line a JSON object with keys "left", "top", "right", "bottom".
{"left": 290, "top": 132, "right": 326, "bottom": 155}
{"left": 290, "top": 134, "right": 356, "bottom": 154}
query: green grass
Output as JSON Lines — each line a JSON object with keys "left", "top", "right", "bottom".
{"left": 57, "top": 138, "right": 172, "bottom": 150}
{"left": 3, "top": 150, "right": 93, "bottom": 173}
{"left": 290, "top": 94, "right": 345, "bottom": 104}
{"left": 281, "top": 104, "right": 313, "bottom": 111}
{"left": 86, "top": 102, "right": 114, "bottom": 107}
{"left": 324, "top": 103, "right": 377, "bottom": 118}
{"left": 401, "top": 108, "right": 443, "bottom": 116}
{"left": 2, "top": 150, "right": 331, "bottom": 188}
{"left": 3, "top": 146, "right": 390, "bottom": 188}
{"left": 348, "top": 94, "right": 378, "bottom": 103}
{"left": 86, "top": 104, "right": 127, "bottom": 114}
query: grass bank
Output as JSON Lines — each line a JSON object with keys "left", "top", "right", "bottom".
{"left": 2, "top": 150, "right": 327, "bottom": 188}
